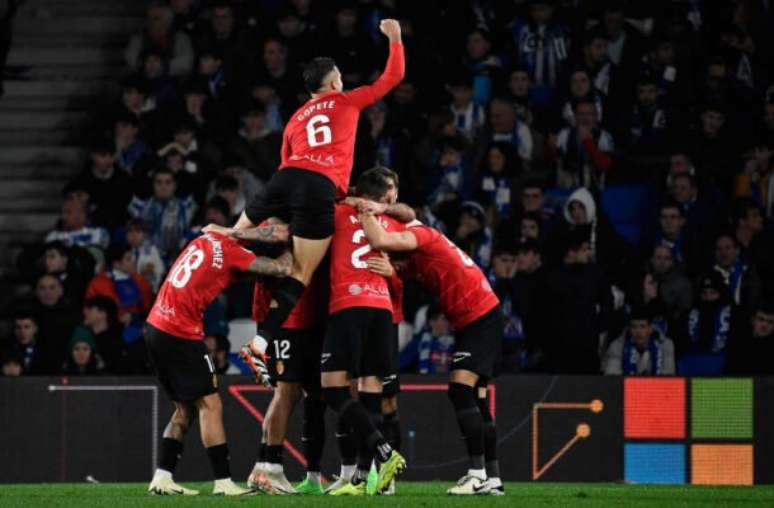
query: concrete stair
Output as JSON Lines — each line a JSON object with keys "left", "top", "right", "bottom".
{"left": 0, "top": 0, "right": 145, "bottom": 275}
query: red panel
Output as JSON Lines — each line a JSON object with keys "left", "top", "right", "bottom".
{"left": 624, "top": 378, "right": 685, "bottom": 439}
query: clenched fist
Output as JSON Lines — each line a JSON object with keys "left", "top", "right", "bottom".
{"left": 379, "top": 19, "right": 402, "bottom": 43}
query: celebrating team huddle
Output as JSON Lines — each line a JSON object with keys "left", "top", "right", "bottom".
{"left": 145, "top": 19, "right": 504, "bottom": 497}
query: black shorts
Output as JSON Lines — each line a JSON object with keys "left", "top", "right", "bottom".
{"left": 244, "top": 167, "right": 336, "bottom": 240}
{"left": 322, "top": 307, "right": 393, "bottom": 379}
{"left": 268, "top": 327, "right": 324, "bottom": 389}
{"left": 452, "top": 305, "right": 503, "bottom": 381}
{"left": 145, "top": 325, "right": 217, "bottom": 402}
{"left": 382, "top": 324, "right": 401, "bottom": 398}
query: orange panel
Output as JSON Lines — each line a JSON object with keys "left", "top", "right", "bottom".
{"left": 691, "top": 444, "right": 753, "bottom": 485}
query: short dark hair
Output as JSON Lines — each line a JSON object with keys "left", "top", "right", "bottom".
{"left": 660, "top": 199, "right": 685, "bottom": 217}
{"left": 355, "top": 168, "right": 391, "bottom": 201}
{"left": 303, "top": 57, "right": 337, "bottom": 94}
{"left": 628, "top": 305, "right": 653, "bottom": 323}
{"left": 206, "top": 196, "right": 231, "bottom": 219}
{"left": 732, "top": 198, "right": 763, "bottom": 227}
{"left": 14, "top": 308, "right": 37, "bottom": 324}
{"left": 43, "top": 241, "right": 69, "bottom": 258}
{"left": 370, "top": 165, "right": 399, "bottom": 187}
{"left": 84, "top": 296, "right": 119, "bottom": 323}
{"left": 215, "top": 174, "right": 239, "bottom": 192}
{"left": 126, "top": 218, "right": 147, "bottom": 232}
{"left": 153, "top": 167, "right": 175, "bottom": 180}
{"left": 522, "top": 178, "right": 546, "bottom": 193}
{"left": 107, "top": 244, "right": 132, "bottom": 265}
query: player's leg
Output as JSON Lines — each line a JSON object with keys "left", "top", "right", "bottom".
{"left": 353, "top": 375, "right": 383, "bottom": 491}
{"left": 196, "top": 393, "right": 252, "bottom": 496}
{"left": 261, "top": 381, "right": 302, "bottom": 494}
{"left": 149, "top": 402, "right": 199, "bottom": 495}
{"left": 379, "top": 322, "right": 402, "bottom": 494}
{"left": 145, "top": 325, "right": 199, "bottom": 495}
{"left": 476, "top": 382, "right": 503, "bottom": 496}
{"left": 295, "top": 391, "right": 327, "bottom": 495}
{"left": 322, "top": 309, "right": 400, "bottom": 496}
{"left": 447, "top": 307, "right": 503, "bottom": 495}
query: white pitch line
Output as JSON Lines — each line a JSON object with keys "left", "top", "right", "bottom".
{"left": 48, "top": 385, "right": 159, "bottom": 476}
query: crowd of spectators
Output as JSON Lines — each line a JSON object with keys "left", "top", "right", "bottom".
{"left": 2, "top": 0, "right": 774, "bottom": 378}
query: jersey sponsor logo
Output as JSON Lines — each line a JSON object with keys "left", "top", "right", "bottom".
{"left": 452, "top": 351, "right": 472, "bottom": 363}
{"left": 289, "top": 153, "right": 335, "bottom": 167}
{"left": 349, "top": 284, "right": 363, "bottom": 295}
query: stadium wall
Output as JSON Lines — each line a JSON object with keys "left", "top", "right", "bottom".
{"left": 1, "top": 375, "right": 771, "bottom": 485}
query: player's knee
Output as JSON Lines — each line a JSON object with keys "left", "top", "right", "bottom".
{"left": 197, "top": 393, "right": 223, "bottom": 416}
{"left": 322, "top": 386, "right": 352, "bottom": 413}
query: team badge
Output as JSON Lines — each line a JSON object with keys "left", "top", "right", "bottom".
{"left": 276, "top": 361, "right": 285, "bottom": 375}
{"left": 349, "top": 284, "right": 363, "bottom": 295}
{"left": 212, "top": 374, "right": 219, "bottom": 388}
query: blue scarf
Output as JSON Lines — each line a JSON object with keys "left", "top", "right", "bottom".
{"left": 688, "top": 305, "right": 731, "bottom": 353}
{"left": 621, "top": 333, "right": 663, "bottom": 375}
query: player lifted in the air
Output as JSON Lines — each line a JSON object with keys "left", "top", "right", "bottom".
{"left": 145, "top": 228, "right": 290, "bottom": 496}
{"left": 232, "top": 19, "right": 405, "bottom": 372}
{"left": 358, "top": 201, "right": 505, "bottom": 496}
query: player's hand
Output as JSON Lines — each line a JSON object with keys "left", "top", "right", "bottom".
{"left": 367, "top": 252, "right": 394, "bottom": 277}
{"left": 379, "top": 19, "right": 402, "bottom": 42}
{"left": 342, "top": 196, "right": 364, "bottom": 209}
{"left": 239, "top": 345, "right": 272, "bottom": 388}
{"left": 357, "top": 200, "right": 387, "bottom": 215}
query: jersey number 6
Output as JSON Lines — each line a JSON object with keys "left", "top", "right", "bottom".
{"left": 306, "top": 114, "right": 332, "bottom": 147}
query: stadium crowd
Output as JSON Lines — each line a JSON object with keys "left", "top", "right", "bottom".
{"left": 2, "top": 0, "right": 774, "bottom": 378}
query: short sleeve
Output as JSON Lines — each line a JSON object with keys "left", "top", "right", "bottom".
{"left": 407, "top": 226, "right": 433, "bottom": 247}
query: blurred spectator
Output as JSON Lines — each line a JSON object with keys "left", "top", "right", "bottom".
{"left": 125, "top": 219, "right": 165, "bottom": 292}
{"left": 553, "top": 99, "right": 614, "bottom": 190}
{"left": 670, "top": 174, "right": 718, "bottom": 231}
{"left": 1, "top": 353, "right": 22, "bottom": 377}
{"left": 574, "top": 32, "right": 613, "bottom": 99}
{"left": 509, "top": 0, "right": 571, "bottom": 106}
{"left": 256, "top": 37, "right": 304, "bottom": 109}
{"left": 560, "top": 69, "right": 605, "bottom": 128}
{"left": 649, "top": 245, "right": 693, "bottom": 324}
{"left": 155, "top": 117, "right": 217, "bottom": 202}
{"left": 735, "top": 143, "right": 774, "bottom": 219}
{"left": 45, "top": 199, "right": 109, "bottom": 252}
{"left": 323, "top": 4, "right": 375, "bottom": 89}
{"left": 226, "top": 107, "right": 282, "bottom": 181}
{"left": 726, "top": 302, "right": 774, "bottom": 375}
{"left": 482, "top": 97, "right": 533, "bottom": 167}
{"left": 125, "top": 1, "right": 194, "bottom": 77}
{"left": 32, "top": 274, "right": 80, "bottom": 371}
{"left": 139, "top": 48, "right": 178, "bottom": 110}
{"left": 666, "top": 150, "right": 696, "bottom": 189}
{"left": 128, "top": 168, "right": 197, "bottom": 262}
{"left": 4, "top": 312, "right": 50, "bottom": 374}
{"left": 427, "top": 135, "right": 469, "bottom": 209}
{"left": 679, "top": 272, "right": 735, "bottom": 359}
{"left": 415, "top": 305, "right": 455, "bottom": 374}
{"left": 65, "top": 141, "right": 133, "bottom": 230}
{"left": 447, "top": 71, "right": 486, "bottom": 142}
{"left": 519, "top": 179, "right": 554, "bottom": 224}
{"left": 169, "top": 0, "right": 201, "bottom": 36}
{"left": 649, "top": 200, "right": 704, "bottom": 273}
{"left": 85, "top": 244, "right": 154, "bottom": 345}
{"left": 40, "top": 242, "right": 91, "bottom": 308}
{"left": 274, "top": 8, "right": 317, "bottom": 65}
{"left": 114, "top": 113, "right": 152, "bottom": 175}
{"left": 545, "top": 228, "right": 612, "bottom": 374}
{"left": 213, "top": 174, "right": 244, "bottom": 219}
{"left": 732, "top": 199, "right": 774, "bottom": 294}
{"left": 61, "top": 328, "right": 101, "bottom": 375}
{"left": 453, "top": 201, "right": 493, "bottom": 269}
{"left": 686, "top": 104, "right": 738, "bottom": 190}
{"left": 618, "top": 77, "right": 672, "bottom": 175}
{"left": 712, "top": 231, "right": 760, "bottom": 317}
{"left": 462, "top": 27, "right": 502, "bottom": 106}
{"left": 475, "top": 143, "right": 519, "bottom": 222}
{"left": 603, "top": 307, "right": 676, "bottom": 375}
{"left": 519, "top": 211, "right": 543, "bottom": 242}
{"left": 511, "top": 239, "right": 550, "bottom": 371}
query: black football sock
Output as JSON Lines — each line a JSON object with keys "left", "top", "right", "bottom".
{"left": 357, "top": 392, "right": 383, "bottom": 471}
{"left": 159, "top": 437, "right": 183, "bottom": 473}
{"left": 259, "top": 277, "right": 306, "bottom": 340}
{"left": 382, "top": 410, "right": 402, "bottom": 452}
{"left": 257, "top": 441, "right": 267, "bottom": 463}
{"left": 206, "top": 443, "right": 231, "bottom": 480}
{"left": 265, "top": 444, "right": 283, "bottom": 466}
{"left": 477, "top": 392, "right": 499, "bottom": 478}
{"left": 336, "top": 419, "right": 358, "bottom": 467}
{"left": 324, "top": 387, "right": 392, "bottom": 463}
{"left": 302, "top": 396, "right": 326, "bottom": 473}
{"left": 448, "top": 382, "right": 485, "bottom": 471}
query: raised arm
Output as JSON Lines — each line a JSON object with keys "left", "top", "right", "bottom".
{"left": 359, "top": 212, "right": 418, "bottom": 251}
{"left": 345, "top": 19, "right": 405, "bottom": 109}
{"left": 246, "top": 251, "right": 293, "bottom": 277}
{"left": 343, "top": 197, "right": 417, "bottom": 223}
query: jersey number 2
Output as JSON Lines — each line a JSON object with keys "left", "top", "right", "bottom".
{"left": 169, "top": 245, "right": 205, "bottom": 288}
{"left": 306, "top": 114, "right": 332, "bottom": 147}
{"left": 351, "top": 229, "right": 372, "bottom": 268}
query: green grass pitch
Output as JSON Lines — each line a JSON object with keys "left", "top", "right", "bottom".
{"left": 1, "top": 482, "right": 773, "bottom": 508}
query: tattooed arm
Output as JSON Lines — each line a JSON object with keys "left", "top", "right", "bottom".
{"left": 231, "top": 223, "right": 289, "bottom": 243}
{"left": 343, "top": 197, "right": 417, "bottom": 222}
{"left": 246, "top": 250, "right": 293, "bottom": 277}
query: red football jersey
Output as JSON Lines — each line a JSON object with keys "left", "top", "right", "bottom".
{"left": 279, "top": 43, "right": 405, "bottom": 197}
{"left": 329, "top": 204, "right": 401, "bottom": 314}
{"left": 404, "top": 225, "right": 499, "bottom": 330}
{"left": 388, "top": 271, "right": 404, "bottom": 324}
{"left": 251, "top": 270, "right": 327, "bottom": 330}
{"left": 148, "top": 233, "right": 256, "bottom": 340}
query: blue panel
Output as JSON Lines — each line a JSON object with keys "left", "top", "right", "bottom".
{"left": 624, "top": 443, "right": 686, "bottom": 484}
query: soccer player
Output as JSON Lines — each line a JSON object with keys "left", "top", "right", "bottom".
{"left": 145, "top": 229, "right": 291, "bottom": 496}
{"left": 246, "top": 272, "right": 328, "bottom": 495}
{"left": 359, "top": 210, "right": 505, "bottom": 496}
{"left": 232, "top": 19, "right": 405, "bottom": 357}
{"left": 321, "top": 172, "right": 408, "bottom": 496}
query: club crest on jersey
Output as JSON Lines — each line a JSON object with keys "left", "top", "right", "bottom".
{"left": 349, "top": 284, "right": 363, "bottom": 295}
{"left": 276, "top": 361, "right": 285, "bottom": 375}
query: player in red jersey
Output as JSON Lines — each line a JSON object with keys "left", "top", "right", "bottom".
{"left": 145, "top": 230, "right": 291, "bottom": 497}
{"left": 320, "top": 171, "right": 408, "bottom": 496}
{"left": 246, "top": 272, "right": 329, "bottom": 495}
{"left": 231, "top": 19, "right": 405, "bottom": 355}
{"left": 359, "top": 208, "right": 505, "bottom": 496}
